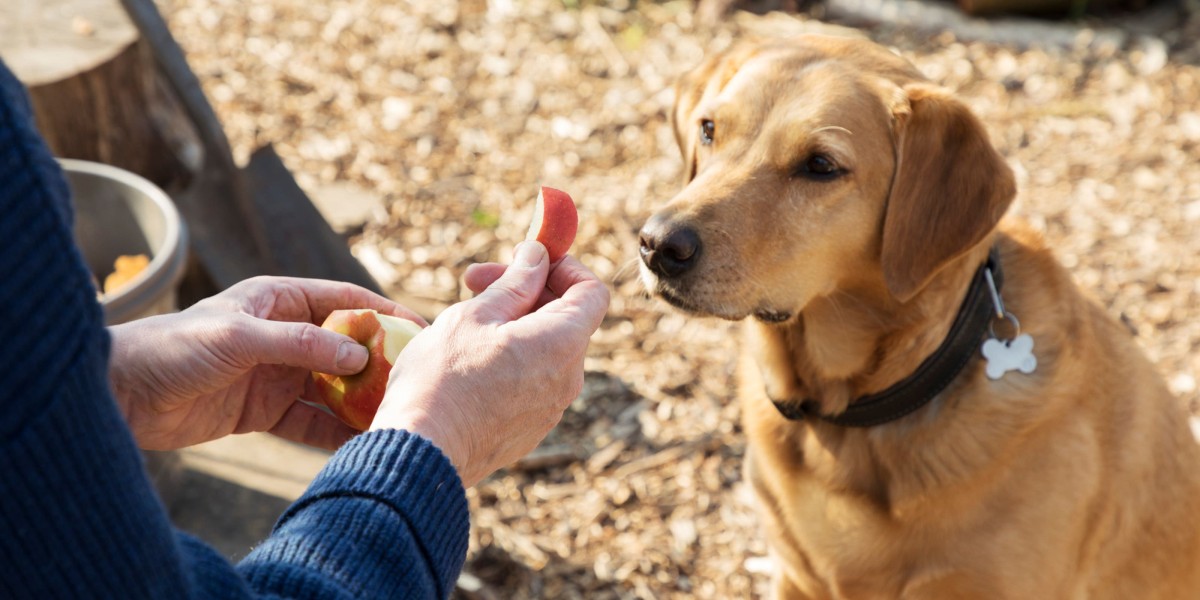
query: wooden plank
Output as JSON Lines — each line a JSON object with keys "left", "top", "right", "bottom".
{"left": 243, "top": 145, "right": 384, "bottom": 295}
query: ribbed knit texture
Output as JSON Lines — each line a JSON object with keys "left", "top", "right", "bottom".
{"left": 0, "top": 59, "right": 469, "bottom": 599}
{"left": 241, "top": 431, "right": 469, "bottom": 599}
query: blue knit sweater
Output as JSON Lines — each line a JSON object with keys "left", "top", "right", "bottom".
{"left": 0, "top": 60, "right": 468, "bottom": 599}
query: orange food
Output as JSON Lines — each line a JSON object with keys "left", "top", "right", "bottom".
{"left": 102, "top": 254, "right": 150, "bottom": 295}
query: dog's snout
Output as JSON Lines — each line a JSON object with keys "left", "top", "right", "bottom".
{"left": 639, "top": 214, "right": 701, "bottom": 279}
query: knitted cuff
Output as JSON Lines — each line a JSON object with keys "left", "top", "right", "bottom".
{"left": 278, "top": 429, "right": 469, "bottom": 593}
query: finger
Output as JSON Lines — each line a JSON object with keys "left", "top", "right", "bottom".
{"left": 268, "top": 400, "right": 359, "bottom": 450}
{"left": 291, "top": 277, "right": 428, "bottom": 326}
{"left": 531, "top": 287, "right": 561, "bottom": 311}
{"left": 234, "top": 276, "right": 428, "bottom": 326}
{"left": 465, "top": 263, "right": 560, "bottom": 308}
{"left": 471, "top": 241, "right": 550, "bottom": 322}
{"left": 516, "top": 258, "right": 609, "bottom": 333}
{"left": 463, "top": 263, "right": 506, "bottom": 294}
{"left": 464, "top": 250, "right": 572, "bottom": 295}
{"left": 549, "top": 255, "right": 614, "bottom": 326}
{"left": 544, "top": 256, "right": 601, "bottom": 298}
{"left": 237, "top": 317, "right": 371, "bottom": 376}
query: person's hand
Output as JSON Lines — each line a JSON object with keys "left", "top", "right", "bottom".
{"left": 371, "top": 241, "right": 610, "bottom": 487}
{"left": 108, "top": 276, "right": 426, "bottom": 451}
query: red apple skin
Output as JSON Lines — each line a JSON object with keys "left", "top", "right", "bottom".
{"left": 311, "top": 309, "right": 421, "bottom": 430}
{"left": 526, "top": 186, "right": 578, "bottom": 263}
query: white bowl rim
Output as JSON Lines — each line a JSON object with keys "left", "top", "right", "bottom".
{"left": 58, "top": 158, "right": 188, "bottom": 313}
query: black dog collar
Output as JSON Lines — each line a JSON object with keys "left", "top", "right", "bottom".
{"left": 771, "top": 247, "right": 1002, "bottom": 427}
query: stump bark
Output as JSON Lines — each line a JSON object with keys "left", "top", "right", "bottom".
{"left": 0, "top": 0, "right": 196, "bottom": 192}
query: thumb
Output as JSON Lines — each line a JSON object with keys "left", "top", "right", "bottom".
{"left": 472, "top": 241, "right": 549, "bottom": 322}
{"left": 243, "top": 318, "right": 369, "bottom": 375}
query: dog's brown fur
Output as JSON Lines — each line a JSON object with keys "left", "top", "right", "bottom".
{"left": 639, "top": 35, "right": 1200, "bottom": 599}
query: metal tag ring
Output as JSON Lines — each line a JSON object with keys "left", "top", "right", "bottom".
{"left": 988, "top": 311, "right": 1021, "bottom": 341}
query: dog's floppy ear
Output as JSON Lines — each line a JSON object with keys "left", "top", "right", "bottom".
{"left": 881, "top": 84, "right": 1016, "bottom": 302}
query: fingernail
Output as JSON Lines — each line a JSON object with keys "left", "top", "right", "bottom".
{"left": 514, "top": 241, "right": 546, "bottom": 268}
{"left": 336, "top": 341, "right": 368, "bottom": 372}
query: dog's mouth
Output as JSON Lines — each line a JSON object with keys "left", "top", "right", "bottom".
{"left": 641, "top": 260, "right": 796, "bottom": 322}
{"left": 652, "top": 282, "right": 794, "bottom": 324}
{"left": 656, "top": 285, "right": 708, "bottom": 315}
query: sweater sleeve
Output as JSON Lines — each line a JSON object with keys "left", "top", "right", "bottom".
{"left": 0, "top": 59, "right": 468, "bottom": 599}
{"left": 239, "top": 431, "right": 469, "bottom": 599}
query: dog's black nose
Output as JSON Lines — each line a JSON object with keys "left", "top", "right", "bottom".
{"left": 639, "top": 214, "right": 701, "bottom": 278}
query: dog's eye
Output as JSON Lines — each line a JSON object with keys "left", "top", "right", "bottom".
{"left": 796, "top": 154, "right": 842, "bottom": 181}
{"left": 700, "top": 120, "right": 715, "bottom": 145}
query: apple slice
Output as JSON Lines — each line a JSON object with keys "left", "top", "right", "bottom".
{"left": 311, "top": 309, "right": 423, "bottom": 430}
{"left": 525, "top": 186, "right": 578, "bottom": 263}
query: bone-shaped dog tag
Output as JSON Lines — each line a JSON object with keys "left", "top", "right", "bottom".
{"left": 982, "top": 334, "right": 1037, "bottom": 380}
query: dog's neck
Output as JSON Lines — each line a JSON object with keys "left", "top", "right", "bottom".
{"left": 756, "top": 243, "right": 995, "bottom": 419}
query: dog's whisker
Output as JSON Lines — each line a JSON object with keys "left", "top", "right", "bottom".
{"left": 610, "top": 257, "right": 643, "bottom": 285}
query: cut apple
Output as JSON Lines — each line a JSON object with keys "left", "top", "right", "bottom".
{"left": 525, "top": 186, "right": 578, "bottom": 263}
{"left": 311, "top": 308, "right": 423, "bottom": 430}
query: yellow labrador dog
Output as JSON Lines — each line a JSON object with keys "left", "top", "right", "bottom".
{"left": 638, "top": 35, "right": 1200, "bottom": 599}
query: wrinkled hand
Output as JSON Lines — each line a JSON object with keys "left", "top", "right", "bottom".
{"left": 372, "top": 242, "right": 610, "bottom": 487}
{"left": 109, "top": 276, "right": 425, "bottom": 451}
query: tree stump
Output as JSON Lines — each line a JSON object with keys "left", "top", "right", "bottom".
{"left": 0, "top": 0, "right": 196, "bottom": 192}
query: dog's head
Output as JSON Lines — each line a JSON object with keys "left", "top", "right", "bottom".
{"left": 639, "top": 35, "right": 1015, "bottom": 321}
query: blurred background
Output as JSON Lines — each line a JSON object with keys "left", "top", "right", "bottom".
{"left": 3, "top": 0, "right": 1200, "bottom": 597}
